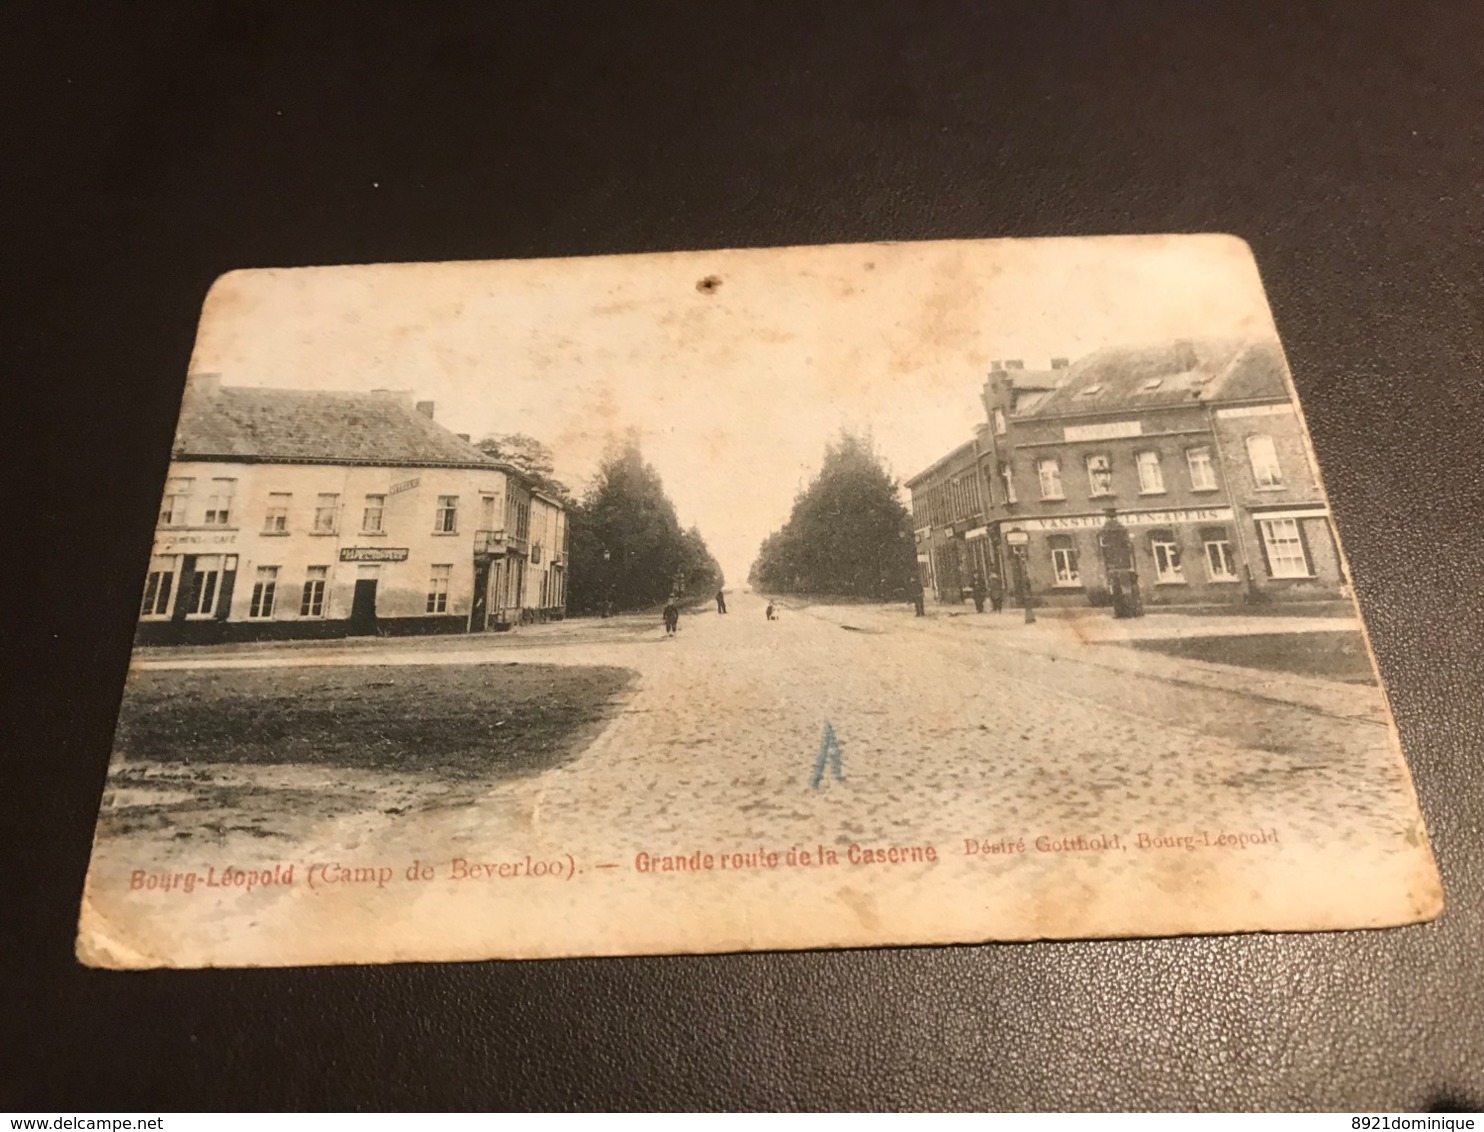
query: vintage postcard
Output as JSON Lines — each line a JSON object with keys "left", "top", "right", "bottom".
{"left": 77, "top": 235, "right": 1442, "bottom": 969}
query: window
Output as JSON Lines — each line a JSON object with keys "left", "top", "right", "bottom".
{"left": 203, "top": 479, "right": 236, "bottom": 526}
{"left": 1136, "top": 450, "right": 1165, "bottom": 494}
{"left": 312, "top": 493, "right": 339, "bottom": 533}
{"left": 1086, "top": 454, "right": 1113, "bottom": 497}
{"left": 140, "top": 557, "right": 175, "bottom": 617}
{"left": 1078, "top": 383, "right": 1104, "bottom": 398}
{"left": 1201, "top": 527, "right": 1238, "bottom": 581}
{"left": 361, "top": 494, "right": 385, "bottom": 533}
{"left": 263, "top": 493, "right": 291, "bottom": 533}
{"left": 1246, "top": 435, "right": 1284, "bottom": 488}
{"left": 479, "top": 494, "right": 498, "bottom": 530}
{"left": 1259, "top": 518, "right": 1310, "bottom": 578}
{"left": 435, "top": 495, "right": 458, "bottom": 533}
{"left": 1187, "top": 447, "right": 1217, "bottom": 491}
{"left": 1049, "top": 534, "right": 1080, "bottom": 586}
{"left": 999, "top": 462, "right": 1017, "bottom": 504}
{"left": 300, "top": 566, "right": 328, "bottom": 617}
{"left": 158, "top": 478, "right": 192, "bottom": 527}
{"left": 1037, "top": 457, "right": 1064, "bottom": 500}
{"left": 185, "top": 555, "right": 227, "bottom": 615}
{"left": 427, "top": 564, "right": 452, "bottom": 613}
{"left": 1149, "top": 529, "right": 1184, "bottom": 583}
{"left": 992, "top": 408, "right": 1007, "bottom": 435}
{"left": 249, "top": 566, "right": 278, "bottom": 618}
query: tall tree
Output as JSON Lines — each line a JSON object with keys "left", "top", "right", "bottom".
{"left": 750, "top": 431, "right": 916, "bottom": 599}
{"left": 475, "top": 432, "right": 571, "bottom": 502}
{"left": 567, "top": 436, "right": 723, "bottom": 614}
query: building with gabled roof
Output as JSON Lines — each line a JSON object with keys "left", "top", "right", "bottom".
{"left": 906, "top": 339, "right": 1345, "bottom": 610}
{"left": 135, "top": 374, "right": 568, "bottom": 645}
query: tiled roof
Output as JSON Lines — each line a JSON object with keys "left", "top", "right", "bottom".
{"left": 1015, "top": 338, "right": 1288, "bottom": 419}
{"left": 906, "top": 437, "right": 982, "bottom": 488}
{"left": 173, "top": 385, "right": 501, "bottom": 469}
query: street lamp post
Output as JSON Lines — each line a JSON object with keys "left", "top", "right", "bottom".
{"left": 1005, "top": 527, "right": 1034, "bottom": 624}
{"left": 601, "top": 546, "right": 612, "bottom": 618}
{"left": 1098, "top": 508, "right": 1143, "bottom": 619}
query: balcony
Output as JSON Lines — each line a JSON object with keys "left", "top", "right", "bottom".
{"left": 474, "top": 529, "right": 530, "bottom": 558}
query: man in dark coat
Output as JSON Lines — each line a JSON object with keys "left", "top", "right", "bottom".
{"left": 986, "top": 570, "right": 1005, "bottom": 613}
{"left": 663, "top": 599, "right": 680, "bottom": 635}
{"left": 716, "top": 589, "right": 727, "bottom": 614}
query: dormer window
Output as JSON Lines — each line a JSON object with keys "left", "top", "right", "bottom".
{"left": 1141, "top": 378, "right": 1163, "bottom": 391}
{"left": 1078, "top": 384, "right": 1104, "bottom": 398}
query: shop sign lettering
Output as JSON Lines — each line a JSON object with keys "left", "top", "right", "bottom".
{"left": 340, "top": 547, "right": 410, "bottom": 562}
{"left": 1018, "top": 508, "right": 1233, "bottom": 532}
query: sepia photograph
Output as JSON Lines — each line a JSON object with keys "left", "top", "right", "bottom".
{"left": 76, "top": 235, "right": 1441, "bottom": 969}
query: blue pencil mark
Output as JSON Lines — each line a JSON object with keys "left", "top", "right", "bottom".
{"left": 811, "top": 721, "right": 844, "bottom": 789}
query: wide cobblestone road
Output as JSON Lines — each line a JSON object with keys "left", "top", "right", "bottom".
{"left": 87, "top": 589, "right": 1440, "bottom": 966}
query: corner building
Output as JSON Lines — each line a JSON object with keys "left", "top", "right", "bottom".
{"left": 981, "top": 339, "right": 1346, "bottom": 608}
{"left": 906, "top": 359, "right": 1065, "bottom": 604}
{"left": 906, "top": 439, "right": 994, "bottom": 603}
{"left": 135, "top": 375, "right": 568, "bottom": 645}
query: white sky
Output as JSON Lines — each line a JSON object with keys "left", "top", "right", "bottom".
{"left": 189, "top": 236, "right": 1278, "bottom": 584}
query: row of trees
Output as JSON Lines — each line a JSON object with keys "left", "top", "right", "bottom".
{"left": 749, "top": 431, "right": 918, "bottom": 600}
{"left": 477, "top": 431, "right": 723, "bottom": 615}
{"left": 478, "top": 427, "right": 915, "bottom": 613}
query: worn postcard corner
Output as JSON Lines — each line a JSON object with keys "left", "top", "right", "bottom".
{"left": 78, "top": 234, "right": 1440, "bottom": 969}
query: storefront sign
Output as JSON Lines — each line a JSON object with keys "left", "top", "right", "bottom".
{"left": 1017, "top": 508, "right": 1234, "bottom": 532}
{"left": 1064, "top": 420, "right": 1143, "bottom": 442}
{"left": 388, "top": 477, "right": 421, "bottom": 495}
{"left": 339, "top": 547, "right": 410, "bottom": 562}
{"left": 157, "top": 532, "right": 238, "bottom": 552}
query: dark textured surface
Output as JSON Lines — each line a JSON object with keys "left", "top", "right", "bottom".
{"left": 3, "top": 1, "right": 1481, "bottom": 1111}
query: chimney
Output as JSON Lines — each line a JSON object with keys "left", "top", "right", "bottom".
{"left": 1051, "top": 357, "right": 1070, "bottom": 369}
{"left": 187, "top": 372, "right": 222, "bottom": 396}
{"left": 415, "top": 400, "right": 435, "bottom": 419}
{"left": 989, "top": 361, "right": 1004, "bottom": 373}
{"left": 1174, "top": 339, "right": 1198, "bottom": 371}
{"left": 1004, "top": 359, "right": 1025, "bottom": 370}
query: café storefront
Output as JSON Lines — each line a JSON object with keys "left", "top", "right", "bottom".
{"left": 1000, "top": 505, "right": 1249, "bottom": 608}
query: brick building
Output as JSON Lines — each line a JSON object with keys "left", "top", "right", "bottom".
{"left": 908, "top": 339, "right": 1346, "bottom": 610}
{"left": 906, "top": 439, "right": 993, "bottom": 603}
{"left": 135, "top": 374, "right": 567, "bottom": 645}
{"left": 906, "top": 359, "right": 1067, "bottom": 604}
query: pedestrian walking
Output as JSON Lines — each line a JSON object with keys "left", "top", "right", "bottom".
{"left": 987, "top": 570, "right": 1005, "bottom": 613}
{"left": 765, "top": 600, "right": 777, "bottom": 621}
{"left": 970, "top": 574, "right": 986, "bottom": 614}
{"left": 910, "top": 576, "right": 925, "bottom": 617}
{"left": 663, "top": 599, "right": 680, "bottom": 636}
{"left": 716, "top": 589, "right": 727, "bottom": 614}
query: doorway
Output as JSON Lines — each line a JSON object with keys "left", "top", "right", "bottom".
{"left": 349, "top": 565, "right": 380, "bottom": 635}
{"left": 471, "top": 559, "right": 491, "bottom": 631}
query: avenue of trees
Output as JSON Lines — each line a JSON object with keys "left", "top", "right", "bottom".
{"left": 749, "top": 431, "right": 918, "bottom": 600}
{"left": 565, "top": 436, "right": 723, "bottom": 615}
